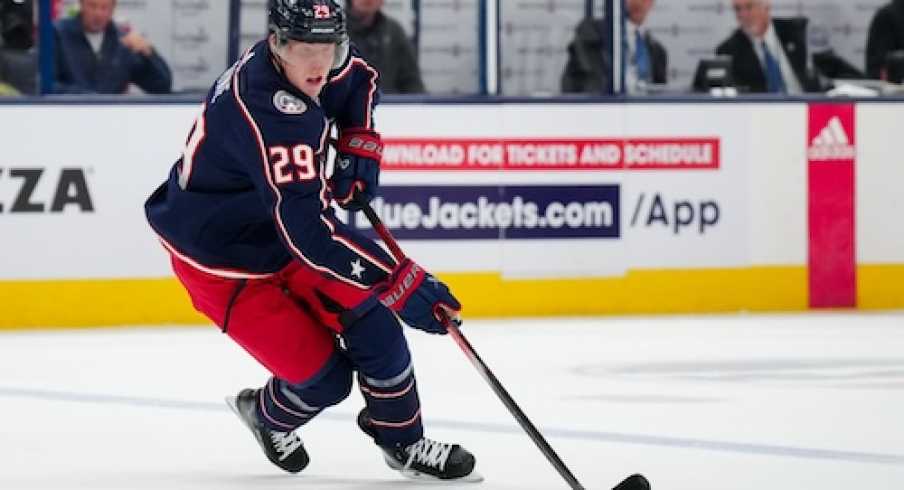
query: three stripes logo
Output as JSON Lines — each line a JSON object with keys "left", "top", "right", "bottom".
{"left": 808, "top": 116, "right": 855, "bottom": 161}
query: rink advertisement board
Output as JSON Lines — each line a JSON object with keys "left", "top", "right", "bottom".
{"left": 343, "top": 185, "right": 622, "bottom": 240}
{"left": 0, "top": 104, "right": 197, "bottom": 281}
{"left": 807, "top": 104, "right": 857, "bottom": 308}
{"left": 365, "top": 103, "right": 749, "bottom": 279}
{"left": 1, "top": 101, "right": 903, "bottom": 328}
{"left": 378, "top": 138, "right": 721, "bottom": 170}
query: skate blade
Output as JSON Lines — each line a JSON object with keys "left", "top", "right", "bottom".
{"left": 224, "top": 396, "right": 241, "bottom": 420}
{"left": 225, "top": 396, "right": 257, "bottom": 433}
{"left": 397, "top": 467, "right": 484, "bottom": 483}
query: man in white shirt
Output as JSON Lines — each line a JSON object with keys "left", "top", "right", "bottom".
{"left": 53, "top": 0, "right": 171, "bottom": 94}
{"left": 706, "top": 0, "right": 820, "bottom": 94}
{"left": 624, "top": 0, "right": 667, "bottom": 93}
{"left": 561, "top": 0, "right": 668, "bottom": 94}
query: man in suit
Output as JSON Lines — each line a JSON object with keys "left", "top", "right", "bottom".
{"left": 561, "top": 0, "right": 667, "bottom": 94}
{"left": 865, "top": 0, "right": 904, "bottom": 80}
{"left": 700, "top": 0, "right": 820, "bottom": 94}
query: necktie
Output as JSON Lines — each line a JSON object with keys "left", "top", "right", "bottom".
{"left": 635, "top": 30, "right": 651, "bottom": 83}
{"left": 761, "top": 41, "right": 786, "bottom": 93}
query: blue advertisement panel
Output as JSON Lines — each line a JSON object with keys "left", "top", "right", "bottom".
{"left": 348, "top": 185, "right": 620, "bottom": 240}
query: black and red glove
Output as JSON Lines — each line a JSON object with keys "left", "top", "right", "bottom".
{"left": 375, "top": 259, "right": 461, "bottom": 335}
{"left": 331, "top": 127, "right": 382, "bottom": 211}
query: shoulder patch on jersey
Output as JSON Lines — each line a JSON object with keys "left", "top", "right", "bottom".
{"left": 273, "top": 90, "right": 307, "bottom": 115}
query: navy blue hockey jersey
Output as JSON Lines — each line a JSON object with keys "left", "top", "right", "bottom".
{"left": 145, "top": 40, "right": 394, "bottom": 290}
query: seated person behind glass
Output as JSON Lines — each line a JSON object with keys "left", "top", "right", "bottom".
{"left": 53, "top": 0, "right": 172, "bottom": 94}
{"left": 346, "top": 0, "right": 425, "bottom": 94}
{"left": 561, "top": 0, "right": 667, "bottom": 94}
{"left": 0, "top": 0, "right": 36, "bottom": 95}
{"left": 865, "top": 0, "right": 904, "bottom": 81}
{"left": 694, "top": 0, "right": 821, "bottom": 94}
{"left": 1, "top": 0, "right": 33, "bottom": 50}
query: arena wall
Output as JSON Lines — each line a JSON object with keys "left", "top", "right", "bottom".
{"left": 1, "top": 99, "right": 901, "bottom": 329}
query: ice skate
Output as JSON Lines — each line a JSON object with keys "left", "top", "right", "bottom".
{"left": 357, "top": 409, "right": 482, "bottom": 482}
{"left": 226, "top": 388, "right": 309, "bottom": 473}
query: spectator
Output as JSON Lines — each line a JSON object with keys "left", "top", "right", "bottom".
{"left": 0, "top": 0, "right": 36, "bottom": 95}
{"left": 865, "top": 0, "right": 904, "bottom": 80}
{"left": 0, "top": 46, "right": 36, "bottom": 94}
{"left": 53, "top": 0, "right": 171, "bottom": 94}
{"left": 700, "top": 0, "right": 820, "bottom": 94}
{"left": 345, "top": 0, "right": 425, "bottom": 94}
{"left": 561, "top": 0, "right": 667, "bottom": 94}
{"left": 1, "top": 0, "right": 33, "bottom": 50}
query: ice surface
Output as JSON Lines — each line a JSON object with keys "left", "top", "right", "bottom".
{"left": 1, "top": 312, "right": 903, "bottom": 489}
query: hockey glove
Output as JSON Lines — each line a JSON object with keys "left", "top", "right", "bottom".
{"left": 376, "top": 259, "right": 462, "bottom": 335}
{"left": 331, "top": 127, "right": 382, "bottom": 211}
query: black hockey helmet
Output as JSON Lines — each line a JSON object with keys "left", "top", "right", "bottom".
{"left": 269, "top": 0, "right": 348, "bottom": 46}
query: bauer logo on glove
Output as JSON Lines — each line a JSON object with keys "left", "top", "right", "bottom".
{"left": 378, "top": 261, "right": 422, "bottom": 310}
{"left": 331, "top": 127, "right": 383, "bottom": 211}
{"left": 376, "top": 259, "right": 462, "bottom": 335}
{"left": 343, "top": 135, "right": 383, "bottom": 155}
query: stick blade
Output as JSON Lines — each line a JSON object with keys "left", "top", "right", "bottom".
{"left": 612, "top": 473, "right": 650, "bottom": 490}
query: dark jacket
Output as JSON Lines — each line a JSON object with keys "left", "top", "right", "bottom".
{"left": 53, "top": 15, "right": 172, "bottom": 94}
{"left": 0, "top": 0, "right": 35, "bottom": 94}
{"left": 347, "top": 10, "right": 425, "bottom": 94}
{"left": 0, "top": 47, "right": 36, "bottom": 94}
{"left": 0, "top": 0, "right": 33, "bottom": 49}
{"left": 561, "top": 17, "right": 668, "bottom": 94}
{"left": 701, "top": 17, "right": 821, "bottom": 93}
{"left": 865, "top": 0, "right": 904, "bottom": 79}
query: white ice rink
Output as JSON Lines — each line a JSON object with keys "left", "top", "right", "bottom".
{"left": 2, "top": 312, "right": 903, "bottom": 490}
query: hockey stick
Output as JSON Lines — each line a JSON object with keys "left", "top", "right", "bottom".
{"left": 352, "top": 194, "right": 650, "bottom": 490}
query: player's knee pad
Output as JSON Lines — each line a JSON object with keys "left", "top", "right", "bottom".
{"left": 258, "top": 351, "right": 353, "bottom": 431}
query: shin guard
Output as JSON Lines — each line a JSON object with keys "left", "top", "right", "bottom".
{"left": 343, "top": 306, "right": 424, "bottom": 446}
{"left": 257, "top": 352, "right": 354, "bottom": 431}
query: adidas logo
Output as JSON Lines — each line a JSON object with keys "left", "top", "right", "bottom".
{"left": 808, "top": 116, "right": 855, "bottom": 161}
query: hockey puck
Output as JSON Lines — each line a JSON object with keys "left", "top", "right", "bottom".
{"left": 612, "top": 473, "right": 651, "bottom": 490}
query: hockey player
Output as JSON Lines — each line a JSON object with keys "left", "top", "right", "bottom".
{"left": 144, "top": 0, "right": 478, "bottom": 482}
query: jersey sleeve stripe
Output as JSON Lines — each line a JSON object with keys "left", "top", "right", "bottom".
{"left": 330, "top": 56, "right": 378, "bottom": 129}
{"left": 320, "top": 213, "right": 394, "bottom": 273}
{"left": 315, "top": 121, "right": 390, "bottom": 273}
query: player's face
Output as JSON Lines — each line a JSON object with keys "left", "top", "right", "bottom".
{"left": 272, "top": 38, "right": 336, "bottom": 99}
{"left": 79, "top": 0, "right": 116, "bottom": 34}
